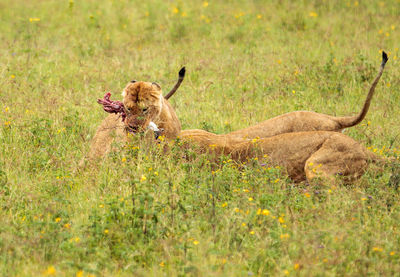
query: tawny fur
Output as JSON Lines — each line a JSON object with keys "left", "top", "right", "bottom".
{"left": 123, "top": 81, "right": 181, "bottom": 138}
{"left": 224, "top": 51, "right": 388, "bottom": 141}
{"left": 84, "top": 113, "right": 126, "bottom": 162}
{"left": 179, "top": 129, "right": 379, "bottom": 183}
{"left": 81, "top": 81, "right": 181, "bottom": 163}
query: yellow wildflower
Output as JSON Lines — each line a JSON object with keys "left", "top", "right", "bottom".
{"left": 140, "top": 175, "right": 147, "bottom": 182}
{"left": 104, "top": 229, "right": 109, "bottom": 234}
{"left": 257, "top": 14, "right": 262, "bottom": 19}
{"left": 309, "top": 12, "right": 318, "bottom": 17}
{"left": 262, "top": 209, "right": 270, "bottom": 216}
{"left": 193, "top": 240, "right": 199, "bottom": 245}
{"left": 221, "top": 202, "right": 228, "bottom": 208}
{"left": 221, "top": 258, "right": 227, "bottom": 264}
{"left": 280, "top": 233, "right": 290, "bottom": 240}
{"left": 159, "top": 261, "right": 165, "bottom": 267}
{"left": 55, "top": 217, "right": 61, "bottom": 223}
{"left": 203, "top": 1, "right": 209, "bottom": 7}
{"left": 248, "top": 197, "right": 253, "bottom": 202}
{"left": 44, "top": 266, "right": 56, "bottom": 275}
{"left": 372, "top": 247, "right": 383, "bottom": 252}
{"left": 173, "top": 7, "right": 179, "bottom": 14}
{"left": 234, "top": 12, "right": 245, "bottom": 19}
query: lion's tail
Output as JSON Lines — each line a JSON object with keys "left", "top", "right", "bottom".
{"left": 165, "top": 67, "right": 186, "bottom": 100}
{"left": 339, "top": 51, "right": 388, "bottom": 128}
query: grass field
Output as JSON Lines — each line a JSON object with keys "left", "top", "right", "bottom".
{"left": 1, "top": 0, "right": 400, "bottom": 275}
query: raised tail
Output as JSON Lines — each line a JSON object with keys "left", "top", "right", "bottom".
{"left": 339, "top": 51, "right": 388, "bottom": 128}
{"left": 164, "top": 67, "right": 186, "bottom": 100}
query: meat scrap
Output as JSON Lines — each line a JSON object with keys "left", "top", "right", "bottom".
{"left": 97, "top": 92, "right": 126, "bottom": 122}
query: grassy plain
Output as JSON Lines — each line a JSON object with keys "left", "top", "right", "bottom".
{"left": 1, "top": 0, "right": 400, "bottom": 275}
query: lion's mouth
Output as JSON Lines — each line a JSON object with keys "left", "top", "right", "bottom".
{"left": 125, "top": 122, "right": 163, "bottom": 140}
{"left": 125, "top": 126, "right": 138, "bottom": 134}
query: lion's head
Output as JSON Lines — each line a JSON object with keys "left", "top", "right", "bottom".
{"left": 122, "top": 81, "right": 163, "bottom": 134}
{"left": 119, "top": 67, "right": 185, "bottom": 138}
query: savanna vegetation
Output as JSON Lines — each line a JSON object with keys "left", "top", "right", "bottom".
{"left": 1, "top": 0, "right": 400, "bottom": 275}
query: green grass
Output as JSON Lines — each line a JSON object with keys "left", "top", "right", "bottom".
{"left": 1, "top": 0, "right": 400, "bottom": 275}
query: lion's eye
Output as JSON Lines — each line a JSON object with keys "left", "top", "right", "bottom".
{"left": 142, "top": 108, "right": 148, "bottom": 113}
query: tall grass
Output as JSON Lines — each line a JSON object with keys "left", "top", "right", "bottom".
{"left": 1, "top": 0, "right": 400, "bottom": 275}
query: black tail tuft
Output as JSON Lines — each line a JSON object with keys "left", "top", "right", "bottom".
{"left": 179, "top": 67, "right": 186, "bottom": 78}
{"left": 382, "top": 51, "right": 388, "bottom": 66}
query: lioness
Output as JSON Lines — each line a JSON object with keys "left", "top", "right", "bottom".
{"left": 179, "top": 129, "right": 380, "bottom": 183}
{"left": 81, "top": 67, "right": 185, "bottom": 162}
{"left": 224, "top": 51, "right": 388, "bottom": 141}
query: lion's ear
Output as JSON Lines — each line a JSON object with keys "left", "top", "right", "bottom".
{"left": 152, "top": 82, "right": 161, "bottom": 90}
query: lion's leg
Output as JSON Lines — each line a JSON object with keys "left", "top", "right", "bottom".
{"left": 80, "top": 114, "right": 126, "bottom": 166}
{"left": 304, "top": 134, "right": 369, "bottom": 183}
